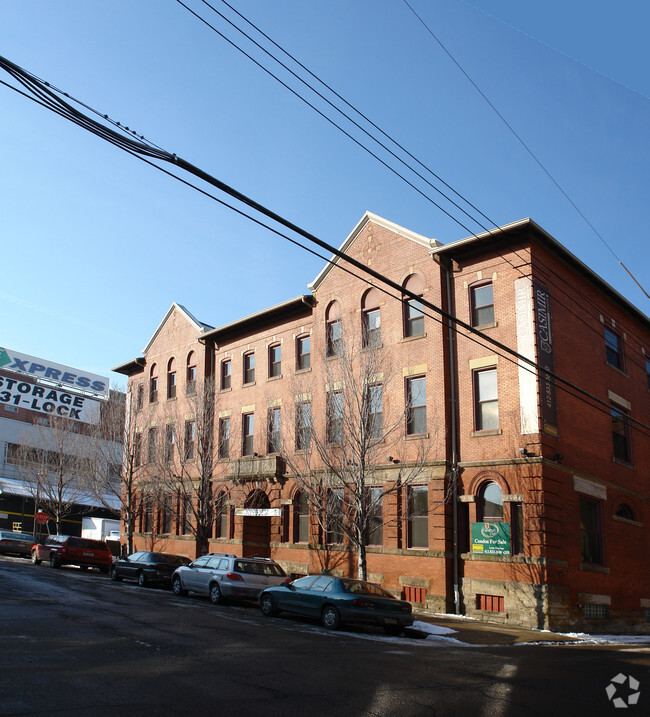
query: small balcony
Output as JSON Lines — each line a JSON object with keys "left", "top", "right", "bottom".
{"left": 230, "top": 455, "right": 285, "bottom": 483}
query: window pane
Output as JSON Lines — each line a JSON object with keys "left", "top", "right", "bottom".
{"left": 407, "top": 377, "right": 426, "bottom": 434}
{"left": 409, "top": 486, "right": 428, "bottom": 548}
{"left": 363, "top": 309, "right": 381, "bottom": 347}
{"left": 221, "top": 360, "right": 231, "bottom": 390}
{"left": 405, "top": 299, "right": 424, "bottom": 337}
{"left": 244, "top": 354, "right": 255, "bottom": 384}
{"left": 269, "top": 345, "right": 281, "bottom": 377}
{"left": 611, "top": 406, "right": 630, "bottom": 463}
{"left": 297, "top": 336, "right": 310, "bottom": 370}
{"left": 472, "top": 284, "right": 495, "bottom": 326}
{"left": 580, "top": 497, "right": 602, "bottom": 564}
{"left": 482, "top": 483, "right": 503, "bottom": 521}
{"left": 243, "top": 414, "right": 254, "bottom": 455}
{"left": 605, "top": 328, "right": 621, "bottom": 368}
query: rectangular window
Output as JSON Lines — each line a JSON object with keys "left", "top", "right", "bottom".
{"left": 327, "top": 319, "right": 342, "bottom": 357}
{"left": 242, "top": 413, "right": 254, "bottom": 456}
{"left": 646, "top": 357, "right": 650, "bottom": 390}
{"left": 165, "top": 424, "right": 175, "bottom": 462}
{"left": 605, "top": 327, "right": 623, "bottom": 370}
{"left": 161, "top": 494, "right": 172, "bottom": 534}
{"left": 580, "top": 496, "right": 604, "bottom": 565}
{"left": 362, "top": 309, "right": 381, "bottom": 348}
{"left": 470, "top": 283, "right": 495, "bottom": 327}
{"left": 296, "top": 402, "right": 311, "bottom": 451}
{"left": 269, "top": 344, "right": 281, "bottom": 378}
{"left": 510, "top": 502, "right": 524, "bottom": 555}
{"left": 366, "top": 384, "right": 383, "bottom": 439}
{"left": 474, "top": 368, "right": 499, "bottom": 431}
{"left": 327, "top": 488, "right": 344, "bottom": 544}
{"left": 296, "top": 335, "right": 310, "bottom": 370}
{"left": 408, "top": 485, "right": 428, "bottom": 548}
{"left": 149, "top": 376, "right": 158, "bottom": 403}
{"left": 611, "top": 403, "right": 632, "bottom": 464}
{"left": 221, "top": 359, "right": 231, "bottom": 390}
{"left": 167, "top": 371, "right": 176, "bottom": 399}
{"left": 327, "top": 391, "right": 344, "bottom": 444}
{"left": 367, "top": 487, "right": 383, "bottom": 546}
{"left": 295, "top": 492, "right": 309, "bottom": 543}
{"left": 186, "top": 364, "right": 197, "bottom": 395}
{"left": 147, "top": 427, "right": 157, "bottom": 464}
{"left": 184, "top": 420, "right": 196, "bottom": 461}
{"left": 218, "top": 417, "right": 230, "bottom": 459}
{"left": 136, "top": 384, "right": 144, "bottom": 411}
{"left": 476, "top": 594, "right": 505, "bottom": 613}
{"left": 406, "top": 376, "right": 427, "bottom": 435}
{"left": 244, "top": 353, "right": 255, "bottom": 384}
{"left": 404, "top": 298, "right": 424, "bottom": 337}
{"left": 267, "top": 407, "right": 281, "bottom": 453}
{"left": 134, "top": 432, "right": 142, "bottom": 467}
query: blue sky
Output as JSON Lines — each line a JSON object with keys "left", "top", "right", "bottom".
{"left": 1, "top": 0, "right": 648, "bottom": 389}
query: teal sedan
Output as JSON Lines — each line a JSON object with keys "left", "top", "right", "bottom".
{"left": 259, "top": 575, "right": 414, "bottom": 635}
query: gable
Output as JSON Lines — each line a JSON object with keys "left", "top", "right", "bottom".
{"left": 308, "top": 212, "right": 440, "bottom": 292}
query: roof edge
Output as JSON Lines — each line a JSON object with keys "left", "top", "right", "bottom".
{"left": 309, "top": 212, "right": 441, "bottom": 292}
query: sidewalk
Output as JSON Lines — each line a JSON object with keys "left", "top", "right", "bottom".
{"left": 412, "top": 611, "right": 578, "bottom": 645}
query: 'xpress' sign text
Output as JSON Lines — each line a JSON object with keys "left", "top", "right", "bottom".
{"left": 0, "top": 347, "right": 109, "bottom": 399}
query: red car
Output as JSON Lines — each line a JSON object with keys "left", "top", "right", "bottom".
{"left": 31, "top": 535, "right": 113, "bottom": 572}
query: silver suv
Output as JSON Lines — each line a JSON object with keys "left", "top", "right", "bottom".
{"left": 171, "top": 553, "right": 288, "bottom": 604}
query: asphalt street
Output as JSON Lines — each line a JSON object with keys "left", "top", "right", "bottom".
{"left": 1, "top": 555, "right": 649, "bottom": 716}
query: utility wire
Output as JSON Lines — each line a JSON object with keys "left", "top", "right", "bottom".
{"left": 402, "top": 0, "right": 650, "bottom": 303}
{"left": 181, "top": 0, "right": 649, "bottom": 367}
{"left": 173, "top": 0, "right": 482, "bottom": 237}
{"left": 1, "top": 54, "right": 648, "bottom": 440}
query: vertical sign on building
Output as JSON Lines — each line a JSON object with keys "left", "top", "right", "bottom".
{"left": 515, "top": 277, "right": 538, "bottom": 434}
{"left": 515, "top": 278, "right": 558, "bottom": 438}
{"left": 533, "top": 279, "right": 558, "bottom": 437}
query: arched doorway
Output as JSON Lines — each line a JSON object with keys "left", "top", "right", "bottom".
{"left": 242, "top": 489, "right": 271, "bottom": 558}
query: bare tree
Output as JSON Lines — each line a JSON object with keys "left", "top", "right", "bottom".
{"left": 143, "top": 376, "right": 226, "bottom": 556}
{"left": 12, "top": 415, "right": 96, "bottom": 535}
{"left": 283, "top": 323, "right": 431, "bottom": 580}
{"left": 87, "top": 387, "right": 143, "bottom": 554}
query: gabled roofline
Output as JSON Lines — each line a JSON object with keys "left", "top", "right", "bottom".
{"left": 430, "top": 218, "right": 649, "bottom": 327}
{"left": 142, "top": 303, "right": 214, "bottom": 355}
{"left": 308, "top": 212, "right": 441, "bottom": 292}
{"left": 201, "top": 295, "right": 314, "bottom": 345}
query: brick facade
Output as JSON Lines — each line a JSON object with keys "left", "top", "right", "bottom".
{"left": 115, "top": 213, "right": 650, "bottom": 633}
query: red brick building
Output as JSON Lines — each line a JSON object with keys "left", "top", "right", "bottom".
{"left": 114, "top": 213, "right": 650, "bottom": 633}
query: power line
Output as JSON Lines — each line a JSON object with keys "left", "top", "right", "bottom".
{"left": 402, "top": 0, "right": 650, "bottom": 303}
{"left": 173, "top": 0, "right": 486, "bottom": 237}
{"left": 176, "top": 0, "right": 650, "bottom": 369}
{"left": 1, "top": 54, "right": 648, "bottom": 441}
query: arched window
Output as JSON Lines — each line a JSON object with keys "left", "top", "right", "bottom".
{"left": 615, "top": 503, "right": 635, "bottom": 521}
{"left": 326, "top": 301, "right": 342, "bottom": 357}
{"left": 149, "top": 364, "right": 158, "bottom": 403}
{"left": 362, "top": 288, "right": 381, "bottom": 348}
{"left": 167, "top": 357, "right": 176, "bottom": 400}
{"left": 186, "top": 351, "right": 197, "bottom": 395}
{"left": 403, "top": 275, "right": 425, "bottom": 337}
{"left": 478, "top": 482, "right": 504, "bottom": 522}
{"left": 294, "top": 491, "right": 309, "bottom": 543}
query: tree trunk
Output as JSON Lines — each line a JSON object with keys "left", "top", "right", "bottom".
{"left": 357, "top": 541, "right": 367, "bottom": 581}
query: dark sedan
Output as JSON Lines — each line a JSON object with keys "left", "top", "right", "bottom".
{"left": 0, "top": 530, "right": 34, "bottom": 558}
{"left": 111, "top": 551, "right": 190, "bottom": 587}
{"left": 260, "top": 575, "right": 414, "bottom": 635}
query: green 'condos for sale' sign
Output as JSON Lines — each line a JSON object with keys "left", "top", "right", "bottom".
{"left": 471, "top": 522, "right": 511, "bottom": 555}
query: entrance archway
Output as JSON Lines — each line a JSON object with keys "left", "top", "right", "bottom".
{"left": 242, "top": 489, "right": 271, "bottom": 558}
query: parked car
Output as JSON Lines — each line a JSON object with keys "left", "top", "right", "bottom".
{"left": 172, "top": 553, "right": 288, "bottom": 604}
{"left": 31, "top": 535, "right": 113, "bottom": 572}
{"left": 111, "top": 551, "right": 190, "bottom": 587}
{"left": 259, "top": 575, "right": 414, "bottom": 635}
{"left": 0, "top": 530, "right": 35, "bottom": 558}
